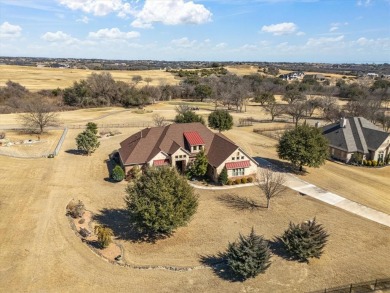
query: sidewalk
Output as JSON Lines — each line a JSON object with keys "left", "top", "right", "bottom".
{"left": 191, "top": 158, "right": 390, "bottom": 228}
{"left": 283, "top": 174, "right": 390, "bottom": 228}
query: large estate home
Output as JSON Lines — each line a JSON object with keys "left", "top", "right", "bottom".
{"left": 322, "top": 117, "right": 390, "bottom": 163}
{"left": 118, "top": 122, "right": 258, "bottom": 181}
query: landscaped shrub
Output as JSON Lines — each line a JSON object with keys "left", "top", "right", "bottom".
{"left": 94, "top": 225, "right": 114, "bottom": 248}
{"left": 66, "top": 200, "right": 85, "bottom": 218}
{"left": 218, "top": 167, "right": 228, "bottom": 185}
{"left": 235, "top": 178, "right": 241, "bottom": 185}
{"left": 278, "top": 218, "right": 329, "bottom": 262}
{"left": 247, "top": 177, "right": 254, "bottom": 183}
{"left": 226, "top": 228, "right": 271, "bottom": 279}
{"left": 111, "top": 165, "right": 125, "bottom": 182}
{"left": 127, "top": 165, "right": 141, "bottom": 180}
{"left": 372, "top": 160, "right": 378, "bottom": 167}
{"left": 367, "top": 160, "right": 372, "bottom": 166}
{"left": 241, "top": 177, "right": 247, "bottom": 184}
{"left": 227, "top": 179, "right": 233, "bottom": 185}
{"left": 363, "top": 159, "right": 367, "bottom": 166}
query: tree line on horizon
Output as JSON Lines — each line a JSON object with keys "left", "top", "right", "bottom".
{"left": 0, "top": 70, "right": 389, "bottom": 130}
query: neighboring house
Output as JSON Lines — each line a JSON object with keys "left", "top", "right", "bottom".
{"left": 322, "top": 117, "right": 390, "bottom": 163}
{"left": 279, "top": 71, "right": 304, "bottom": 81}
{"left": 118, "top": 122, "right": 258, "bottom": 181}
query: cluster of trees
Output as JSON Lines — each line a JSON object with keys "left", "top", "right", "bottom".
{"left": 2, "top": 69, "right": 389, "bottom": 130}
{"left": 62, "top": 73, "right": 159, "bottom": 108}
{"left": 222, "top": 218, "right": 328, "bottom": 280}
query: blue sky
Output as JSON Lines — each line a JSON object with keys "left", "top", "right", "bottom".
{"left": 0, "top": 0, "right": 389, "bottom": 63}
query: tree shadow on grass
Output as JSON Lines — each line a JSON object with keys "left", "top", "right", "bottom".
{"left": 268, "top": 239, "right": 304, "bottom": 263}
{"left": 253, "top": 156, "right": 307, "bottom": 175}
{"left": 93, "top": 208, "right": 169, "bottom": 243}
{"left": 103, "top": 158, "right": 118, "bottom": 183}
{"left": 65, "top": 149, "right": 85, "bottom": 156}
{"left": 217, "top": 193, "right": 265, "bottom": 211}
{"left": 199, "top": 253, "right": 246, "bottom": 282}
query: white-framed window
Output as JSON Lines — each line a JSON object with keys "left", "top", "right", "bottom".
{"left": 232, "top": 168, "right": 245, "bottom": 176}
{"left": 241, "top": 156, "right": 244, "bottom": 159}
{"left": 232, "top": 157, "right": 235, "bottom": 160}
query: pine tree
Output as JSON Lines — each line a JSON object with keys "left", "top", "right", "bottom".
{"left": 76, "top": 129, "right": 100, "bottom": 155}
{"left": 191, "top": 149, "right": 208, "bottom": 177}
{"left": 226, "top": 228, "right": 271, "bottom": 279}
{"left": 125, "top": 167, "right": 198, "bottom": 237}
{"left": 94, "top": 225, "right": 114, "bottom": 248}
{"left": 111, "top": 165, "right": 125, "bottom": 182}
{"left": 278, "top": 218, "right": 329, "bottom": 262}
{"left": 218, "top": 167, "right": 228, "bottom": 185}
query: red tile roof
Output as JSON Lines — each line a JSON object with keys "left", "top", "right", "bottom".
{"left": 153, "top": 159, "right": 169, "bottom": 166}
{"left": 225, "top": 160, "right": 251, "bottom": 170}
{"left": 183, "top": 131, "right": 205, "bottom": 146}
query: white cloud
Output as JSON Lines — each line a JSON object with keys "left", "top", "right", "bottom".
{"left": 306, "top": 35, "right": 344, "bottom": 46}
{"left": 296, "top": 31, "right": 305, "bottom": 36}
{"left": 0, "top": 22, "right": 22, "bottom": 38}
{"left": 215, "top": 42, "right": 227, "bottom": 49}
{"left": 329, "top": 26, "right": 339, "bottom": 32}
{"left": 357, "top": 0, "right": 371, "bottom": 6}
{"left": 171, "top": 37, "right": 197, "bottom": 48}
{"left": 59, "top": 0, "right": 134, "bottom": 17}
{"left": 41, "top": 31, "right": 75, "bottom": 43}
{"left": 131, "top": 0, "right": 212, "bottom": 28}
{"left": 355, "top": 37, "right": 390, "bottom": 48}
{"left": 77, "top": 16, "right": 90, "bottom": 24}
{"left": 261, "top": 22, "right": 298, "bottom": 36}
{"left": 88, "top": 28, "right": 140, "bottom": 39}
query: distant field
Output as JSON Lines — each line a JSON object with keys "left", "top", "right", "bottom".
{"left": 0, "top": 65, "right": 181, "bottom": 91}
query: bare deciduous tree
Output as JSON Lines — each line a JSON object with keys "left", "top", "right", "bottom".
{"left": 152, "top": 113, "right": 166, "bottom": 127}
{"left": 144, "top": 77, "right": 153, "bottom": 86}
{"left": 256, "top": 167, "right": 286, "bottom": 208}
{"left": 19, "top": 101, "right": 59, "bottom": 134}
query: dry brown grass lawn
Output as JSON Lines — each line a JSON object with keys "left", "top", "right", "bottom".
{"left": 0, "top": 103, "right": 389, "bottom": 292}
{"left": 0, "top": 127, "right": 389, "bottom": 293}
{"left": 0, "top": 65, "right": 180, "bottom": 91}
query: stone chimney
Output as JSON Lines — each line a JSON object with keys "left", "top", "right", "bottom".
{"left": 340, "top": 117, "right": 347, "bottom": 128}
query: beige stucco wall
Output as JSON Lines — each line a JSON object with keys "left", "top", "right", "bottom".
{"left": 171, "top": 148, "right": 190, "bottom": 167}
{"left": 215, "top": 148, "right": 258, "bottom": 179}
{"left": 148, "top": 152, "right": 169, "bottom": 167}
{"left": 372, "top": 135, "right": 390, "bottom": 161}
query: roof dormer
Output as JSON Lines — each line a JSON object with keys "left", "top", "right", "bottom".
{"left": 183, "top": 131, "right": 205, "bottom": 153}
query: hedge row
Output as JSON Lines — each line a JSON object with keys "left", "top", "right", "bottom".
{"left": 227, "top": 177, "right": 254, "bottom": 185}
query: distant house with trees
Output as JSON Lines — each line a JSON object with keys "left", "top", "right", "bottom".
{"left": 118, "top": 122, "right": 258, "bottom": 181}
{"left": 322, "top": 117, "right": 390, "bottom": 163}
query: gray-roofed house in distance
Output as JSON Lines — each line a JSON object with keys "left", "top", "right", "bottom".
{"left": 322, "top": 117, "right": 390, "bottom": 163}
{"left": 118, "top": 122, "right": 258, "bottom": 181}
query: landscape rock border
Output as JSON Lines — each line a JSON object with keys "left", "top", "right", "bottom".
{"left": 66, "top": 202, "right": 217, "bottom": 272}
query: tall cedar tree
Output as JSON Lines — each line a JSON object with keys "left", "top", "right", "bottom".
{"left": 174, "top": 110, "right": 205, "bottom": 124}
{"left": 208, "top": 109, "right": 234, "bottom": 132}
{"left": 226, "top": 228, "right": 271, "bottom": 279}
{"left": 76, "top": 129, "right": 100, "bottom": 155}
{"left": 187, "top": 149, "right": 208, "bottom": 178}
{"left": 277, "top": 124, "right": 328, "bottom": 171}
{"left": 218, "top": 167, "right": 228, "bottom": 185}
{"left": 125, "top": 167, "right": 198, "bottom": 237}
{"left": 278, "top": 218, "right": 329, "bottom": 262}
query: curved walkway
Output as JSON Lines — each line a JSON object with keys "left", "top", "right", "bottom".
{"left": 191, "top": 158, "right": 390, "bottom": 228}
